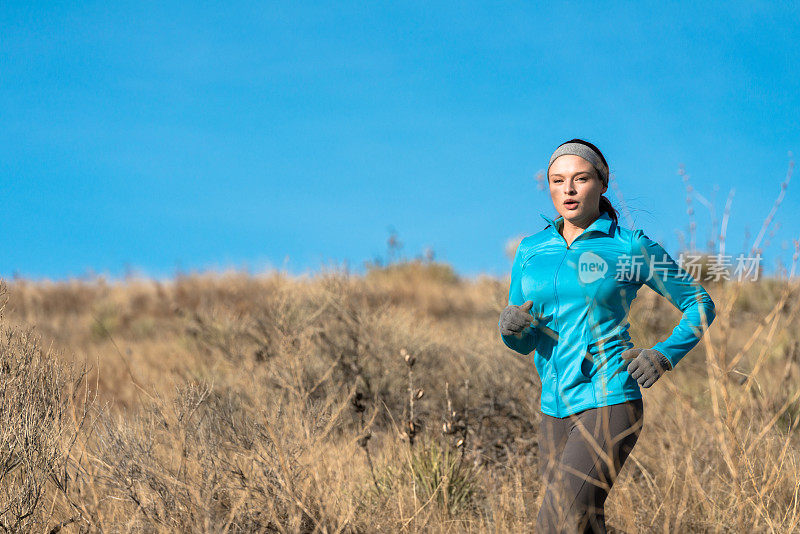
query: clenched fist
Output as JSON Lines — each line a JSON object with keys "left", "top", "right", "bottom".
{"left": 498, "top": 300, "right": 537, "bottom": 337}
{"left": 621, "top": 347, "right": 673, "bottom": 388}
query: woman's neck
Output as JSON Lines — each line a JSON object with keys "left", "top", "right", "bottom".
{"left": 559, "top": 211, "right": 601, "bottom": 246}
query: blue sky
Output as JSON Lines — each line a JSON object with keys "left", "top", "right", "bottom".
{"left": 2, "top": 1, "right": 798, "bottom": 280}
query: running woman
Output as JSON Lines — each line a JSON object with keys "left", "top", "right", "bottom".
{"left": 498, "top": 139, "right": 716, "bottom": 533}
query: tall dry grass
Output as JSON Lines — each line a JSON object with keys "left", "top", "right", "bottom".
{"left": 0, "top": 255, "right": 798, "bottom": 532}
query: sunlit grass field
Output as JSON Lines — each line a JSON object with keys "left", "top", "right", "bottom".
{"left": 1, "top": 247, "right": 799, "bottom": 532}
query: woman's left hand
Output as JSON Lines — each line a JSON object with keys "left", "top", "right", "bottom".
{"left": 621, "top": 348, "right": 672, "bottom": 388}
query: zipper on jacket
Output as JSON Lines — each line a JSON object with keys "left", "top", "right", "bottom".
{"left": 552, "top": 247, "right": 568, "bottom": 416}
{"left": 550, "top": 222, "right": 573, "bottom": 416}
{"left": 551, "top": 224, "right": 590, "bottom": 415}
{"left": 548, "top": 219, "right": 611, "bottom": 415}
{"left": 549, "top": 221, "right": 596, "bottom": 415}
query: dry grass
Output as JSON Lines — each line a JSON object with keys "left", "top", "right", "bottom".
{"left": 0, "top": 254, "right": 798, "bottom": 532}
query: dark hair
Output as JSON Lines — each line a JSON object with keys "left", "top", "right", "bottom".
{"left": 547, "top": 138, "right": 619, "bottom": 226}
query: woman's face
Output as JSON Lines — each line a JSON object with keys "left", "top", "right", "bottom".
{"left": 548, "top": 154, "right": 608, "bottom": 224}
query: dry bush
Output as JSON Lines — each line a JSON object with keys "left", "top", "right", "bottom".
{"left": 0, "top": 283, "right": 90, "bottom": 532}
{"left": 80, "top": 382, "right": 359, "bottom": 531}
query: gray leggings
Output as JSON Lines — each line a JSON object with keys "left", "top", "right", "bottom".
{"left": 535, "top": 399, "right": 644, "bottom": 533}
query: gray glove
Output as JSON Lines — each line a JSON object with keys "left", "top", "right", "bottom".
{"left": 499, "top": 300, "right": 537, "bottom": 337}
{"left": 621, "top": 347, "right": 673, "bottom": 388}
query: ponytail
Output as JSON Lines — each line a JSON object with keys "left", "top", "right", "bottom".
{"left": 599, "top": 194, "right": 618, "bottom": 225}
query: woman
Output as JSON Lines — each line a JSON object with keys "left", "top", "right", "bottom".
{"left": 498, "top": 139, "right": 716, "bottom": 533}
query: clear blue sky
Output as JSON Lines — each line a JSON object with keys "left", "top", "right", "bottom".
{"left": 2, "top": 1, "right": 798, "bottom": 280}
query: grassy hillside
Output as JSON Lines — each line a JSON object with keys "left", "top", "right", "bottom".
{"left": 0, "top": 260, "right": 799, "bottom": 532}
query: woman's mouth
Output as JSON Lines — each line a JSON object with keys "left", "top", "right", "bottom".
{"left": 564, "top": 200, "right": 579, "bottom": 210}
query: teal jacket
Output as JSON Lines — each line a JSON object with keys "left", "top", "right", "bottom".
{"left": 501, "top": 211, "right": 716, "bottom": 418}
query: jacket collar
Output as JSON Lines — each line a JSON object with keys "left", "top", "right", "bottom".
{"left": 540, "top": 211, "right": 616, "bottom": 239}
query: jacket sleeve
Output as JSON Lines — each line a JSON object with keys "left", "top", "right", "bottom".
{"left": 631, "top": 229, "right": 716, "bottom": 369}
{"left": 500, "top": 239, "right": 539, "bottom": 355}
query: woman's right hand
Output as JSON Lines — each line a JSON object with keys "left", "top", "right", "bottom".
{"left": 499, "top": 300, "right": 536, "bottom": 337}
